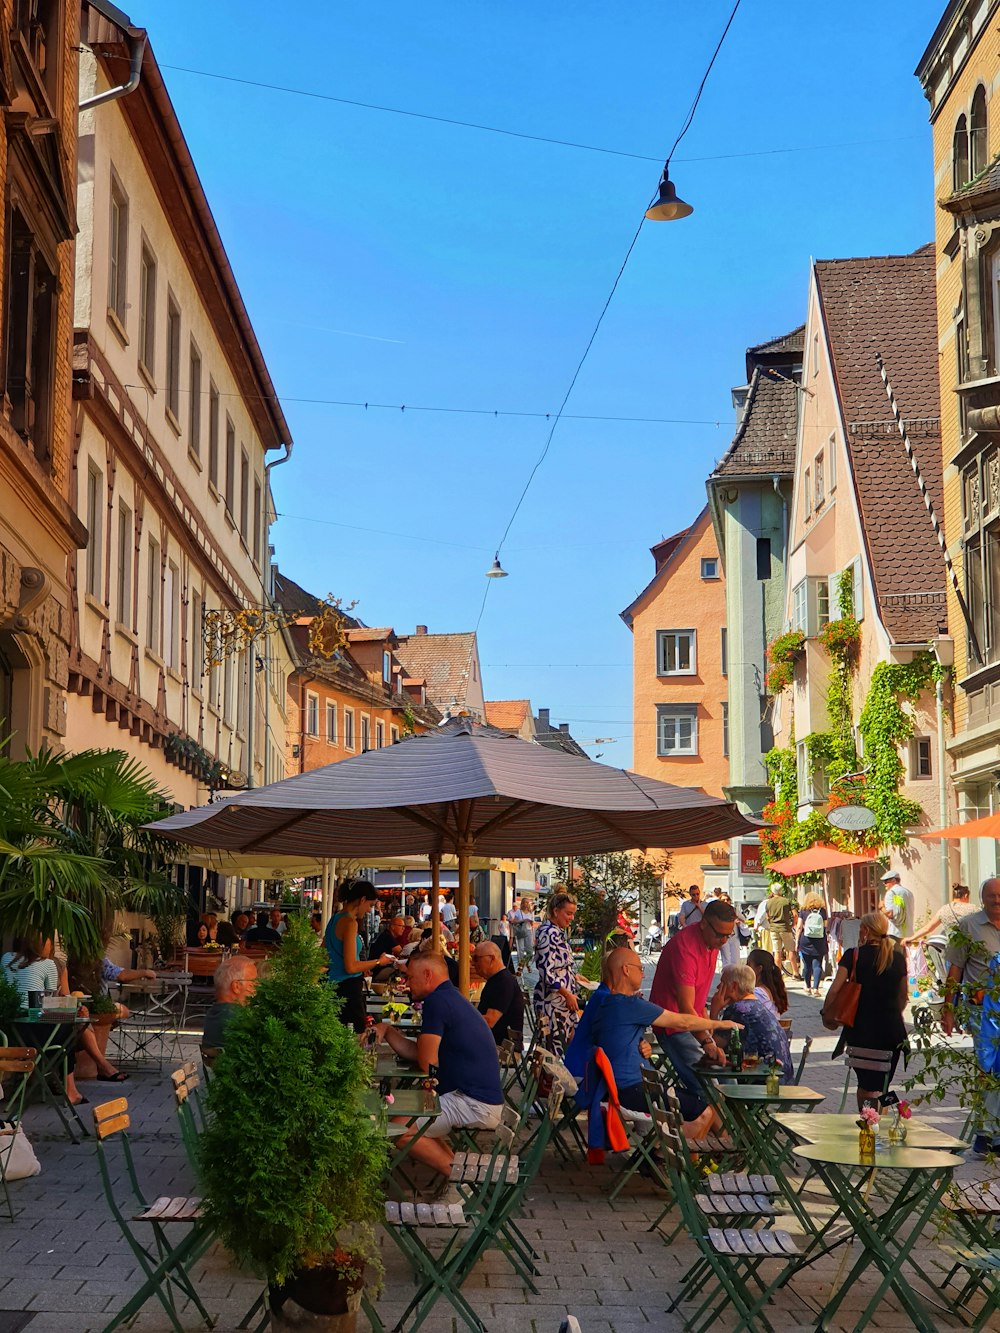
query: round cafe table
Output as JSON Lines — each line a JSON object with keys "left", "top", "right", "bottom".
{"left": 790, "top": 1142, "right": 960, "bottom": 1333}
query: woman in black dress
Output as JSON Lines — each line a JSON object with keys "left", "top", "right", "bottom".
{"left": 820, "top": 909, "right": 908, "bottom": 1110}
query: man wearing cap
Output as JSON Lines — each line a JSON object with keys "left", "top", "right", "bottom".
{"left": 881, "top": 870, "right": 914, "bottom": 941}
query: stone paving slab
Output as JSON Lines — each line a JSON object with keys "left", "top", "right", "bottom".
{"left": 0, "top": 967, "right": 993, "bottom": 1331}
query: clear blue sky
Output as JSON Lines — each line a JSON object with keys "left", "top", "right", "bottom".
{"left": 147, "top": 0, "right": 943, "bottom": 766}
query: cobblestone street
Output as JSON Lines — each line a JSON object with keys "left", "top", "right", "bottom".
{"left": 0, "top": 969, "right": 988, "bottom": 1333}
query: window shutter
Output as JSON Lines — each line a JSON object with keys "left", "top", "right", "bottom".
{"left": 851, "top": 557, "right": 864, "bottom": 622}
{"left": 828, "top": 572, "right": 841, "bottom": 620}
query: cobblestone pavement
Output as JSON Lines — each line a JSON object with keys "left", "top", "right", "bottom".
{"left": 0, "top": 964, "right": 991, "bottom": 1332}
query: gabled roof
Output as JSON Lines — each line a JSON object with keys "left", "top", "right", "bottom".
{"left": 711, "top": 367, "right": 799, "bottom": 480}
{"left": 346, "top": 628, "right": 395, "bottom": 643}
{"left": 746, "top": 324, "right": 805, "bottom": 377}
{"left": 815, "top": 245, "right": 946, "bottom": 642}
{"left": 650, "top": 528, "right": 689, "bottom": 571}
{"left": 395, "top": 632, "right": 479, "bottom": 710}
{"left": 534, "top": 710, "right": 590, "bottom": 759}
{"left": 620, "top": 506, "right": 711, "bottom": 629}
{"left": 484, "top": 700, "right": 531, "bottom": 732}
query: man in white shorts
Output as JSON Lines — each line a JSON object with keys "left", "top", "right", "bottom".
{"left": 375, "top": 953, "right": 503, "bottom": 1191}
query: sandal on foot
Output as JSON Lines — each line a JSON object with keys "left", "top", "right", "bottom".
{"left": 97, "top": 1070, "right": 129, "bottom": 1082}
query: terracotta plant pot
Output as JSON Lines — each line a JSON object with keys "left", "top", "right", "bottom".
{"left": 268, "top": 1261, "right": 365, "bottom": 1332}
{"left": 73, "top": 1012, "right": 117, "bottom": 1080}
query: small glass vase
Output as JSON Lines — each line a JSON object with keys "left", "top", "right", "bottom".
{"left": 858, "top": 1124, "right": 876, "bottom": 1156}
{"left": 885, "top": 1111, "right": 908, "bottom": 1145}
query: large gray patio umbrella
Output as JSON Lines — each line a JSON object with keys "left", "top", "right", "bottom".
{"left": 147, "top": 718, "right": 758, "bottom": 991}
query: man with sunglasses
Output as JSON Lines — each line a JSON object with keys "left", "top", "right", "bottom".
{"left": 650, "top": 899, "right": 738, "bottom": 1121}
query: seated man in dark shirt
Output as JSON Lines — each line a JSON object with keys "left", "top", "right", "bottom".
{"left": 244, "top": 910, "right": 282, "bottom": 945}
{"left": 473, "top": 941, "right": 524, "bottom": 1049}
{"left": 375, "top": 952, "right": 503, "bottom": 1190}
{"left": 202, "top": 955, "right": 257, "bottom": 1049}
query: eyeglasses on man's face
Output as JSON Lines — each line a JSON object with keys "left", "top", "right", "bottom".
{"left": 704, "top": 921, "right": 735, "bottom": 940}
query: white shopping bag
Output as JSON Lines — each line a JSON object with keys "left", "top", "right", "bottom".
{"left": 0, "top": 1121, "right": 41, "bottom": 1180}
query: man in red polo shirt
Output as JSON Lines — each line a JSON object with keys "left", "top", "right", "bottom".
{"left": 650, "top": 899, "right": 737, "bottom": 1120}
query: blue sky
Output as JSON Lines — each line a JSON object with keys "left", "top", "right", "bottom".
{"left": 146, "top": 0, "right": 943, "bottom": 765}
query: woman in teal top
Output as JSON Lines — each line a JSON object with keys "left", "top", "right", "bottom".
{"left": 324, "top": 879, "right": 395, "bottom": 1032}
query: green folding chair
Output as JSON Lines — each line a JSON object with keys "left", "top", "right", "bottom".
{"left": 653, "top": 1110, "right": 802, "bottom": 1333}
{"left": 93, "top": 1097, "right": 216, "bottom": 1333}
{"left": 382, "top": 1120, "right": 515, "bottom": 1332}
{"left": 0, "top": 1045, "right": 35, "bottom": 1222}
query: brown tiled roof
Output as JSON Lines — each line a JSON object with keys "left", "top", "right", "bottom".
{"left": 650, "top": 528, "right": 689, "bottom": 571}
{"left": 815, "top": 246, "right": 946, "bottom": 642}
{"left": 484, "top": 700, "right": 531, "bottom": 732}
{"left": 711, "top": 367, "right": 799, "bottom": 479}
{"left": 272, "top": 569, "right": 361, "bottom": 629}
{"left": 747, "top": 324, "right": 805, "bottom": 366}
{"left": 395, "top": 632, "right": 478, "bottom": 710}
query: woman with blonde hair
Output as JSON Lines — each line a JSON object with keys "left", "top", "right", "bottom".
{"left": 795, "top": 890, "right": 829, "bottom": 997}
{"left": 821, "top": 910, "right": 908, "bottom": 1109}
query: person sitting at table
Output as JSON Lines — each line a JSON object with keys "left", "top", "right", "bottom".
{"left": 565, "top": 947, "right": 740, "bottom": 1139}
{"left": 745, "top": 949, "right": 789, "bottom": 1019}
{"left": 245, "top": 910, "right": 282, "bottom": 946}
{"left": 232, "top": 911, "right": 251, "bottom": 940}
{"left": 1, "top": 937, "right": 128, "bottom": 1096}
{"left": 324, "top": 879, "right": 396, "bottom": 1032}
{"left": 375, "top": 952, "right": 503, "bottom": 1195}
{"left": 369, "top": 915, "right": 410, "bottom": 984}
{"left": 269, "top": 908, "right": 287, "bottom": 937}
{"left": 473, "top": 941, "right": 525, "bottom": 1049}
{"left": 194, "top": 922, "right": 210, "bottom": 947}
{"left": 96, "top": 955, "right": 156, "bottom": 1023}
{"left": 202, "top": 956, "right": 258, "bottom": 1050}
{"left": 712, "top": 964, "right": 792, "bottom": 1081}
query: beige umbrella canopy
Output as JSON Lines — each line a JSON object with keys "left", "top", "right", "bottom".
{"left": 148, "top": 718, "right": 759, "bottom": 991}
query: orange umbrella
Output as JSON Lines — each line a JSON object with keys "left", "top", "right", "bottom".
{"left": 920, "top": 812, "right": 1000, "bottom": 840}
{"left": 767, "top": 843, "right": 877, "bottom": 876}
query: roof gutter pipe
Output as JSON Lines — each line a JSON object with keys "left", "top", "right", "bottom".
{"left": 79, "top": 0, "right": 146, "bottom": 111}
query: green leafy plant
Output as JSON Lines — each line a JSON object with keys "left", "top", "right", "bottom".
{"left": 198, "top": 918, "right": 386, "bottom": 1292}
{"left": 88, "top": 992, "right": 118, "bottom": 1018}
{"left": 554, "top": 852, "right": 673, "bottom": 939}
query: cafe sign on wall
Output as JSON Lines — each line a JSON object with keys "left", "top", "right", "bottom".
{"left": 739, "top": 842, "right": 764, "bottom": 876}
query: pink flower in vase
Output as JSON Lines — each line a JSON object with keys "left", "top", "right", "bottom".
{"left": 897, "top": 1100, "right": 912, "bottom": 1119}
{"left": 385, "top": 1094, "right": 395, "bottom": 1105}
{"left": 860, "top": 1106, "right": 880, "bottom": 1126}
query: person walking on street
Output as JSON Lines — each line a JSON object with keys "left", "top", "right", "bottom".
{"left": 796, "top": 891, "right": 829, "bottom": 996}
{"left": 678, "top": 885, "right": 705, "bottom": 928}
{"left": 764, "top": 883, "right": 800, "bottom": 979}
{"left": 509, "top": 897, "right": 536, "bottom": 974}
{"left": 881, "top": 870, "right": 914, "bottom": 941}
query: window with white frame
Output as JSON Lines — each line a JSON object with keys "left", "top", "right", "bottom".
{"left": 796, "top": 740, "right": 828, "bottom": 803}
{"left": 656, "top": 629, "right": 696, "bottom": 676}
{"left": 305, "top": 691, "right": 319, "bottom": 737}
{"left": 344, "top": 709, "right": 355, "bottom": 751}
{"left": 326, "top": 701, "right": 337, "bottom": 744}
{"left": 360, "top": 714, "right": 371, "bottom": 752}
{"left": 85, "top": 463, "right": 103, "bottom": 598}
{"left": 722, "top": 702, "right": 729, "bottom": 757}
{"left": 656, "top": 704, "right": 698, "bottom": 756}
{"left": 910, "top": 736, "right": 932, "bottom": 780}
{"left": 817, "top": 578, "right": 830, "bottom": 628}
{"left": 108, "top": 173, "right": 128, "bottom": 325}
{"left": 375, "top": 720, "right": 385, "bottom": 748}
{"left": 382, "top": 650, "right": 392, "bottom": 683}
{"left": 116, "top": 501, "right": 132, "bottom": 624}
{"left": 700, "top": 557, "right": 719, "bottom": 580}
{"left": 792, "top": 579, "right": 808, "bottom": 634}
{"left": 390, "top": 725, "right": 400, "bottom": 743}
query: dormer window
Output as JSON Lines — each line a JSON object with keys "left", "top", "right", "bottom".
{"left": 382, "top": 650, "right": 391, "bottom": 684}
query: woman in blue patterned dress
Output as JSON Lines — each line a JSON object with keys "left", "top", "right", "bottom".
{"left": 533, "top": 892, "right": 580, "bottom": 1055}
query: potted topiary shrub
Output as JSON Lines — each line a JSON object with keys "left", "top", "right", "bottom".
{"left": 197, "top": 917, "right": 386, "bottom": 1331}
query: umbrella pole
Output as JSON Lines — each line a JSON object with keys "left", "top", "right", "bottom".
{"left": 430, "top": 852, "right": 442, "bottom": 953}
{"left": 457, "top": 841, "right": 472, "bottom": 996}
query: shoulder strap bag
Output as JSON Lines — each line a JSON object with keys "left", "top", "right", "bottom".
{"left": 824, "top": 950, "right": 862, "bottom": 1028}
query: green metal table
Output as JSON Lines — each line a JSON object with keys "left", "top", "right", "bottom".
{"left": 362, "top": 1086, "right": 442, "bottom": 1176}
{"left": 790, "top": 1142, "right": 959, "bottom": 1332}
{"left": 696, "top": 1062, "right": 770, "bottom": 1086}
{"left": 373, "top": 1052, "right": 434, "bottom": 1083}
{"left": 10, "top": 1014, "right": 90, "bottom": 1141}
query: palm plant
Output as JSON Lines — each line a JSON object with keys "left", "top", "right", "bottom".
{"left": 0, "top": 746, "right": 182, "bottom": 968}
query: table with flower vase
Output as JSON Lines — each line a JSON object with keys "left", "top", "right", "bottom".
{"left": 787, "top": 1141, "right": 961, "bottom": 1332}
{"left": 362, "top": 1085, "right": 442, "bottom": 1176}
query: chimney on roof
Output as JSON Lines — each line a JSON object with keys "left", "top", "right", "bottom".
{"left": 537, "top": 708, "right": 550, "bottom": 729}
{"left": 559, "top": 723, "right": 569, "bottom": 735}
{"left": 415, "top": 625, "right": 428, "bottom": 635}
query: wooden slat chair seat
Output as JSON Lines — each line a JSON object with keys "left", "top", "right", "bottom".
{"left": 0, "top": 1047, "right": 35, "bottom": 1222}
{"left": 708, "top": 1172, "right": 780, "bottom": 1196}
{"left": 449, "top": 1150, "right": 521, "bottom": 1186}
{"left": 695, "top": 1192, "right": 779, "bottom": 1219}
{"left": 134, "top": 1196, "right": 204, "bottom": 1224}
{"left": 384, "top": 1199, "right": 467, "bottom": 1228}
{"left": 707, "top": 1226, "right": 799, "bottom": 1257}
{"left": 92, "top": 1098, "right": 215, "bottom": 1333}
